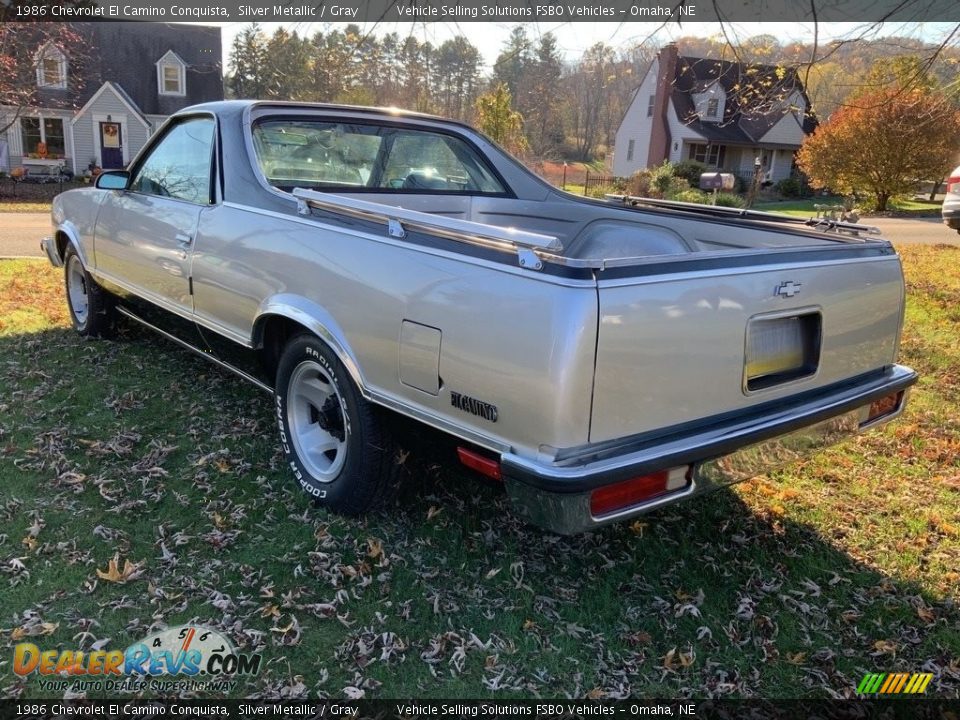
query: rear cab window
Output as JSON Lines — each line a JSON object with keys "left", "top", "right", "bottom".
{"left": 251, "top": 119, "right": 507, "bottom": 195}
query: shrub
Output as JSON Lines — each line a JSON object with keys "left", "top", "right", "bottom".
{"left": 671, "top": 189, "right": 711, "bottom": 204}
{"left": 664, "top": 176, "right": 693, "bottom": 199}
{"left": 650, "top": 160, "right": 676, "bottom": 197}
{"left": 672, "top": 160, "right": 708, "bottom": 187}
{"left": 714, "top": 192, "right": 746, "bottom": 208}
{"left": 775, "top": 176, "right": 813, "bottom": 198}
{"left": 627, "top": 169, "right": 654, "bottom": 197}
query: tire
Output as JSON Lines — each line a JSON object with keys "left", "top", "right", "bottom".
{"left": 275, "top": 334, "right": 399, "bottom": 515}
{"left": 64, "top": 246, "right": 116, "bottom": 338}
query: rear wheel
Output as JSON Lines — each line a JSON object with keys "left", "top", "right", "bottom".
{"left": 275, "top": 334, "right": 399, "bottom": 514}
{"left": 64, "top": 246, "right": 115, "bottom": 338}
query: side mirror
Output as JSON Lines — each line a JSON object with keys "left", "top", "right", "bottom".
{"left": 96, "top": 170, "right": 130, "bottom": 190}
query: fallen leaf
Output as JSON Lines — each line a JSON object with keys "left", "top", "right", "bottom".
{"left": 96, "top": 555, "right": 143, "bottom": 584}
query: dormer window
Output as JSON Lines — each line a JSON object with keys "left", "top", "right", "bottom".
{"left": 35, "top": 44, "right": 67, "bottom": 89}
{"left": 156, "top": 50, "right": 186, "bottom": 96}
{"left": 706, "top": 98, "right": 719, "bottom": 118}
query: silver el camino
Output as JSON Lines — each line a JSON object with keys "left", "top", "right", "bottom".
{"left": 42, "top": 101, "right": 917, "bottom": 534}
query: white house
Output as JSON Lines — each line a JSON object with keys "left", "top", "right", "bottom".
{"left": 1, "top": 23, "right": 222, "bottom": 176}
{"left": 613, "top": 44, "right": 817, "bottom": 184}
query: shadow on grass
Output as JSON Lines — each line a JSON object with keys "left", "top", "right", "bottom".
{"left": 0, "top": 324, "right": 957, "bottom": 700}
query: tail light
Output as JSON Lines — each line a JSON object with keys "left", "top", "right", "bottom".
{"left": 860, "top": 391, "right": 904, "bottom": 427}
{"left": 456, "top": 447, "right": 502, "bottom": 481}
{"left": 947, "top": 176, "right": 960, "bottom": 194}
{"left": 590, "top": 467, "right": 689, "bottom": 517}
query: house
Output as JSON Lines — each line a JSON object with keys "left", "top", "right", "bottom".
{"left": 613, "top": 43, "right": 817, "bottom": 185}
{"left": 1, "top": 22, "right": 222, "bottom": 176}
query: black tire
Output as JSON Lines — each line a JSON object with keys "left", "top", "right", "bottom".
{"left": 275, "top": 334, "right": 399, "bottom": 515}
{"left": 63, "top": 245, "right": 116, "bottom": 338}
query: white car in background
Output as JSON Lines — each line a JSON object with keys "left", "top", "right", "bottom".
{"left": 944, "top": 165, "right": 960, "bottom": 234}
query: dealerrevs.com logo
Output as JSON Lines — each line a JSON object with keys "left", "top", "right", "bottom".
{"left": 13, "top": 624, "right": 261, "bottom": 693}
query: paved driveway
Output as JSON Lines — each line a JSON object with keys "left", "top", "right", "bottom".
{"left": 1, "top": 211, "right": 957, "bottom": 260}
{"left": 867, "top": 216, "right": 960, "bottom": 246}
{"left": 0, "top": 212, "right": 50, "bottom": 258}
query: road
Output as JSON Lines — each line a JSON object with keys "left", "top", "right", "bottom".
{"left": 0, "top": 211, "right": 958, "bottom": 259}
{"left": 0, "top": 212, "right": 50, "bottom": 258}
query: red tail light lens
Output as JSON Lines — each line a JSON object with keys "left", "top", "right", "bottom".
{"left": 589, "top": 467, "right": 689, "bottom": 517}
{"left": 456, "top": 447, "right": 502, "bottom": 481}
{"left": 947, "top": 177, "right": 960, "bottom": 194}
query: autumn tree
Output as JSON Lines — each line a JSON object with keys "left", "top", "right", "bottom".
{"left": 474, "top": 83, "right": 527, "bottom": 155}
{"left": 797, "top": 87, "right": 960, "bottom": 210}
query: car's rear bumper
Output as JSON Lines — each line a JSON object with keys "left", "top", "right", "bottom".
{"left": 943, "top": 207, "right": 960, "bottom": 230}
{"left": 41, "top": 237, "right": 63, "bottom": 267}
{"left": 501, "top": 364, "right": 917, "bottom": 534}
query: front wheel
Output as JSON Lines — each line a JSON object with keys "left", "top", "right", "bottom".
{"left": 275, "top": 334, "right": 399, "bottom": 515}
{"left": 64, "top": 246, "right": 115, "bottom": 338}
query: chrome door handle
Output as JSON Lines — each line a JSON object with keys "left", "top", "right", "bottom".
{"left": 175, "top": 233, "right": 192, "bottom": 248}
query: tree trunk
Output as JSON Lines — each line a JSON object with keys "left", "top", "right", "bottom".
{"left": 929, "top": 178, "right": 944, "bottom": 202}
{"left": 875, "top": 193, "right": 890, "bottom": 211}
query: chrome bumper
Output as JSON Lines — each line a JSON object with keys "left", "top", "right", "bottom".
{"left": 40, "top": 237, "right": 62, "bottom": 267}
{"left": 502, "top": 365, "right": 917, "bottom": 535}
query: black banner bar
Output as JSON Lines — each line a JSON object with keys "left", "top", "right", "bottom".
{"left": 3, "top": 0, "right": 960, "bottom": 23}
{"left": 2, "top": 700, "right": 960, "bottom": 720}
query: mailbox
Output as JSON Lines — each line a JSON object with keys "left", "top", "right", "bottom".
{"left": 699, "top": 172, "right": 735, "bottom": 191}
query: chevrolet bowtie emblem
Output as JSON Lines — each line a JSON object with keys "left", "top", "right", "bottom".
{"left": 775, "top": 281, "right": 802, "bottom": 298}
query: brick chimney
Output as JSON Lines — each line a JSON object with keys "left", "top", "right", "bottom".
{"left": 647, "top": 43, "right": 679, "bottom": 166}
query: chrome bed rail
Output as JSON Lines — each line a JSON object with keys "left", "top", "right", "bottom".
{"left": 292, "top": 188, "right": 562, "bottom": 270}
{"left": 605, "top": 194, "right": 882, "bottom": 238}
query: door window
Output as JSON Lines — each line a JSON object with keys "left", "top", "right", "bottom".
{"left": 130, "top": 117, "right": 215, "bottom": 204}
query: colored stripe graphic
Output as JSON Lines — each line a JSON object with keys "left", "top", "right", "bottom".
{"left": 858, "top": 672, "right": 932, "bottom": 694}
{"left": 857, "top": 673, "right": 885, "bottom": 694}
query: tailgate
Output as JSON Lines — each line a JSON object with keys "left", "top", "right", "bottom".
{"left": 590, "top": 247, "right": 904, "bottom": 443}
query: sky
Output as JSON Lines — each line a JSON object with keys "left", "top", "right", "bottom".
{"left": 199, "top": 20, "right": 958, "bottom": 70}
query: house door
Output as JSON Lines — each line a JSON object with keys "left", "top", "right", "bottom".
{"left": 99, "top": 121, "right": 123, "bottom": 168}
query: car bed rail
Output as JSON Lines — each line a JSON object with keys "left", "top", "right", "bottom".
{"left": 293, "top": 188, "right": 562, "bottom": 270}
{"left": 605, "top": 194, "right": 882, "bottom": 239}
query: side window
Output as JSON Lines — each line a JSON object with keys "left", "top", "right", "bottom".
{"left": 378, "top": 132, "right": 504, "bottom": 193}
{"left": 130, "top": 117, "right": 215, "bottom": 204}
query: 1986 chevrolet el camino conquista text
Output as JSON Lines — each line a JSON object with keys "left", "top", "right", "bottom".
{"left": 42, "top": 101, "right": 917, "bottom": 534}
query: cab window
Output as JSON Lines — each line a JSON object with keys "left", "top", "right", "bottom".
{"left": 130, "top": 117, "right": 215, "bottom": 204}
{"left": 252, "top": 119, "right": 506, "bottom": 195}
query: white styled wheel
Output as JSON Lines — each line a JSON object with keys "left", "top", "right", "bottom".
{"left": 275, "top": 334, "right": 399, "bottom": 514}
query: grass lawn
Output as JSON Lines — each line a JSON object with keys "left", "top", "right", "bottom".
{"left": 0, "top": 251, "right": 958, "bottom": 700}
{"left": 755, "top": 197, "right": 943, "bottom": 219}
{"left": 0, "top": 202, "right": 53, "bottom": 213}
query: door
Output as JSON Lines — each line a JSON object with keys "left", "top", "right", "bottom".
{"left": 99, "top": 121, "right": 123, "bottom": 169}
{"left": 93, "top": 116, "right": 215, "bottom": 320}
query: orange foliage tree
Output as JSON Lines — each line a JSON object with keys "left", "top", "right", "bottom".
{"left": 797, "top": 88, "right": 960, "bottom": 210}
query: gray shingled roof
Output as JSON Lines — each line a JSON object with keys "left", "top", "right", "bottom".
{"left": 38, "top": 23, "right": 223, "bottom": 116}
{"left": 670, "top": 54, "right": 817, "bottom": 146}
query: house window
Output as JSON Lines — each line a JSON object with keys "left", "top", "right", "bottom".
{"left": 688, "top": 143, "right": 726, "bottom": 167}
{"left": 162, "top": 65, "right": 182, "bottom": 94}
{"left": 156, "top": 51, "right": 187, "bottom": 96}
{"left": 627, "top": 139, "right": 635, "bottom": 162}
{"left": 706, "top": 98, "right": 719, "bottom": 118}
{"left": 21, "top": 116, "right": 66, "bottom": 159}
{"left": 35, "top": 44, "right": 67, "bottom": 89}
{"left": 647, "top": 95, "right": 655, "bottom": 117}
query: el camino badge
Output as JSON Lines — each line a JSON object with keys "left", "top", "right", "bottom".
{"left": 775, "top": 281, "right": 802, "bottom": 298}
{"left": 450, "top": 391, "right": 498, "bottom": 423}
